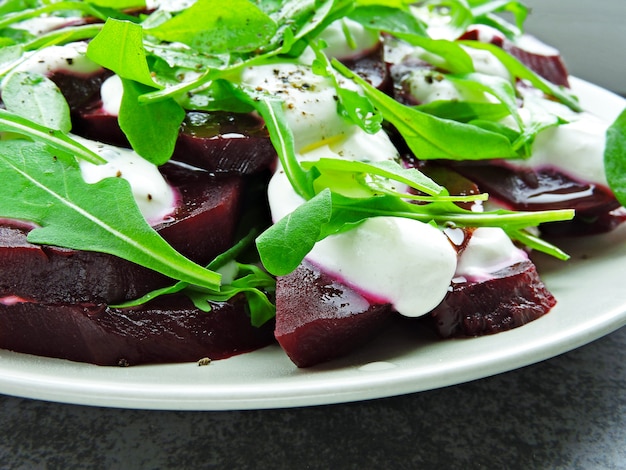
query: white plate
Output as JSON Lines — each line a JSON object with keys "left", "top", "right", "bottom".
{"left": 1, "top": 78, "right": 625, "bottom": 410}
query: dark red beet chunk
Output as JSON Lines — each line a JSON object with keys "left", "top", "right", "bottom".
{"left": 48, "top": 70, "right": 112, "bottom": 112}
{"left": 172, "top": 112, "right": 277, "bottom": 174}
{"left": 0, "top": 294, "right": 275, "bottom": 366}
{"left": 428, "top": 260, "right": 556, "bottom": 338}
{"left": 72, "top": 107, "right": 278, "bottom": 175}
{"left": 341, "top": 42, "right": 393, "bottom": 93}
{"left": 0, "top": 163, "right": 242, "bottom": 304}
{"left": 452, "top": 161, "right": 625, "bottom": 235}
{"left": 71, "top": 106, "right": 129, "bottom": 148}
{"left": 275, "top": 261, "right": 394, "bottom": 368}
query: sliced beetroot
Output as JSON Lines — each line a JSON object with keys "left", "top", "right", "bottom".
{"left": 0, "top": 294, "right": 275, "bottom": 366}
{"left": 274, "top": 261, "right": 394, "bottom": 368}
{"left": 72, "top": 108, "right": 278, "bottom": 175}
{"left": 158, "top": 162, "right": 243, "bottom": 266}
{"left": 451, "top": 161, "right": 624, "bottom": 235}
{"left": 428, "top": 260, "right": 556, "bottom": 338}
{"left": 172, "top": 111, "right": 277, "bottom": 174}
{"left": 71, "top": 106, "right": 129, "bottom": 148}
{"left": 48, "top": 70, "right": 112, "bottom": 112}
{"left": 341, "top": 42, "right": 393, "bottom": 93}
{"left": 0, "top": 164, "right": 243, "bottom": 304}
{"left": 459, "top": 27, "right": 570, "bottom": 88}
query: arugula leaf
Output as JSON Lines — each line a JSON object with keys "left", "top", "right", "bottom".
{"left": 114, "top": 230, "right": 277, "bottom": 327}
{"left": 416, "top": 100, "right": 510, "bottom": 122}
{"left": 118, "top": 78, "right": 185, "bottom": 165}
{"left": 604, "top": 108, "right": 626, "bottom": 207}
{"left": 302, "top": 158, "right": 445, "bottom": 196}
{"left": 310, "top": 41, "right": 382, "bottom": 134}
{"left": 0, "top": 140, "right": 222, "bottom": 290}
{"left": 446, "top": 72, "right": 522, "bottom": 128}
{"left": 257, "top": 189, "right": 333, "bottom": 276}
{"left": 2, "top": 71, "right": 71, "bottom": 133}
{"left": 349, "top": 4, "right": 427, "bottom": 38}
{"left": 334, "top": 60, "right": 517, "bottom": 160}
{"left": 146, "top": 0, "right": 277, "bottom": 55}
{"left": 0, "top": 108, "right": 104, "bottom": 164}
{"left": 87, "top": 18, "right": 158, "bottom": 88}
{"left": 459, "top": 40, "right": 582, "bottom": 112}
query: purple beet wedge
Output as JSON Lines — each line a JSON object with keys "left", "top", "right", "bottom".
{"left": 428, "top": 260, "right": 556, "bottom": 338}
{"left": 274, "top": 261, "right": 395, "bottom": 368}
{"left": 0, "top": 294, "right": 275, "bottom": 366}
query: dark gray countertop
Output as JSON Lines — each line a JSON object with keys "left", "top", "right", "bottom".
{"left": 1, "top": 325, "right": 624, "bottom": 470}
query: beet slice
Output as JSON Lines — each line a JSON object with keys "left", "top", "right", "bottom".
{"left": 172, "top": 111, "right": 277, "bottom": 174}
{"left": 72, "top": 108, "right": 278, "bottom": 175}
{"left": 274, "top": 261, "right": 394, "bottom": 368}
{"left": 452, "top": 161, "right": 625, "bottom": 235}
{"left": 0, "top": 163, "right": 243, "bottom": 304}
{"left": 0, "top": 294, "right": 275, "bottom": 366}
{"left": 341, "top": 42, "right": 393, "bottom": 93}
{"left": 48, "top": 70, "right": 112, "bottom": 112}
{"left": 428, "top": 260, "right": 556, "bottom": 338}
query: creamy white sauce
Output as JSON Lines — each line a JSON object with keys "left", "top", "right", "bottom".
{"left": 518, "top": 108, "right": 610, "bottom": 187}
{"left": 9, "top": 42, "right": 102, "bottom": 77}
{"left": 455, "top": 228, "right": 528, "bottom": 283}
{"left": 401, "top": 46, "right": 510, "bottom": 104}
{"left": 12, "top": 16, "right": 82, "bottom": 36}
{"left": 100, "top": 74, "right": 123, "bottom": 116}
{"left": 74, "top": 136, "right": 177, "bottom": 224}
{"left": 242, "top": 63, "right": 360, "bottom": 152}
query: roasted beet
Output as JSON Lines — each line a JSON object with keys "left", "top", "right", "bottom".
{"left": 172, "top": 112, "right": 277, "bottom": 174}
{"left": 341, "top": 42, "right": 393, "bottom": 93}
{"left": 274, "top": 261, "right": 395, "bottom": 368}
{"left": 0, "top": 294, "right": 275, "bottom": 366}
{"left": 71, "top": 106, "right": 129, "bottom": 148}
{"left": 48, "top": 70, "right": 112, "bottom": 112}
{"left": 428, "top": 260, "right": 556, "bottom": 338}
{"left": 0, "top": 163, "right": 243, "bottom": 304}
{"left": 452, "top": 161, "right": 624, "bottom": 235}
{"left": 73, "top": 108, "right": 278, "bottom": 175}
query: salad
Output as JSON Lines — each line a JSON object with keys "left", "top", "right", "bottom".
{"left": 0, "top": 0, "right": 624, "bottom": 368}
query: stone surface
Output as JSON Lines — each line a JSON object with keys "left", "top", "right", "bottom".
{"left": 0, "top": 326, "right": 625, "bottom": 469}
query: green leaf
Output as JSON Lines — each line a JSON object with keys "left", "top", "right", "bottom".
{"left": 87, "top": 18, "right": 158, "bottom": 88}
{"left": 0, "top": 108, "right": 104, "bottom": 164}
{"left": 349, "top": 4, "right": 427, "bottom": 37}
{"left": 416, "top": 100, "right": 510, "bottom": 122}
{"left": 604, "top": 108, "right": 626, "bottom": 207}
{"left": 146, "top": 0, "right": 277, "bottom": 55}
{"left": 2, "top": 71, "right": 71, "bottom": 133}
{"left": 335, "top": 61, "right": 517, "bottom": 160}
{"left": 460, "top": 40, "right": 582, "bottom": 112}
{"left": 118, "top": 78, "right": 185, "bottom": 165}
{"left": 0, "top": 140, "right": 222, "bottom": 290}
{"left": 303, "top": 158, "right": 445, "bottom": 196}
{"left": 310, "top": 41, "right": 382, "bottom": 134}
{"left": 256, "top": 189, "right": 333, "bottom": 276}
{"left": 87, "top": 0, "right": 145, "bottom": 8}
{"left": 447, "top": 72, "right": 522, "bottom": 128}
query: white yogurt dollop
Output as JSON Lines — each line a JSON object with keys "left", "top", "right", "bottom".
{"left": 455, "top": 228, "right": 528, "bottom": 283}
{"left": 74, "top": 136, "right": 177, "bottom": 224}
{"left": 9, "top": 42, "right": 102, "bottom": 77}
